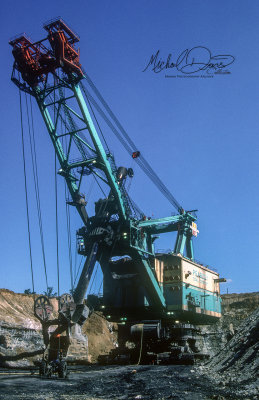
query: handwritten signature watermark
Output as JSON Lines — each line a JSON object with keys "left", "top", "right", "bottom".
{"left": 143, "top": 46, "right": 235, "bottom": 78}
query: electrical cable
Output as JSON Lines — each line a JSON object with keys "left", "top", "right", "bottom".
{"left": 137, "top": 324, "right": 144, "bottom": 365}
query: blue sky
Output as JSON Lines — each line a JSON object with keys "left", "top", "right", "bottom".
{"left": 0, "top": 0, "right": 258, "bottom": 295}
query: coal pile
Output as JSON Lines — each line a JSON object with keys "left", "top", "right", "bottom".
{"left": 200, "top": 307, "right": 259, "bottom": 399}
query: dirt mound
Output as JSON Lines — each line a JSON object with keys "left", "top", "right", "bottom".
{"left": 83, "top": 312, "right": 117, "bottom": 363}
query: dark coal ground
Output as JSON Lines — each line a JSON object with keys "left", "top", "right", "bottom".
{"left": 0, "top": 364, "right": 257, "bottom": 400}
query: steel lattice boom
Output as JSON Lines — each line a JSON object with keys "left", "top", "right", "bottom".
{"left": 9, "top": 17, "right": 223, "bottom": 368}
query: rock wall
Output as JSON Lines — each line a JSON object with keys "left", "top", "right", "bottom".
{"left": 200, "top": 307, "right": 259, "bottom": 398}
{"left": 0, "top": 289, "right": 117, "bottom": 367}
{"left": 0, "top": 289, "right": 258, "bottom": 368}
{"left": 201, "top": 292, "right": 259, "bottom": 356}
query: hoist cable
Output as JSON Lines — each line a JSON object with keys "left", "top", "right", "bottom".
{"left": 73, "top": 239, "right": 78, "bottom": 286}
{"left": 60, "top": 105, "right": 74, "bottom": 292}
{"left": 97, "top": 279, "right": 103, "bottom": 296}
{"left": 53, "top": 82, "right": 60, "bottom": 296}
{"left": 88, "top": 263, "right": 99, "bottom": 294}
{"left": 59, "top": 105, "right": 74, "bottom": 293}
{"left": 90, "top": 234, "right": 120, "bottom": 295}
{"left": 90, "top": 235, "right": 119, "bottom": 295}
{"left": 25, "top": 93, "right": 48, "bottom": 290}
{"left": 55, "top": 154, "right": 60, "bottom": 296}
{"left": 19, "top": 88, "right": 35, "bottom": 295}
{"left": 87, "top": 245, "right": 106, "bottom": 296}
{"left": 86, "top": 176, "right": 95, "bottom": 199}
{"left": 128, "top": 194, "right": 144, "bottom": 217}
{"left": 74, "top": 256, "right": 84, "bottom": 287}
{"left": 93, "top": 174, "right": 107, "bottom": 198}
{"left": 82, "top": 76, "right": 183, "bottom": 213}
{"left": 87, "top": 220, "right": 120, "bottom": 297}
{"left": 65, "top": 172, "right": 74, "bottom": 292}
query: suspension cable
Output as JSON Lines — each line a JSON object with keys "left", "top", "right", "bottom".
{"left": 83, "top": 85, "right": 110, "bottom": 153}
{"left": 80, "top": 85, "right": 167, "bottom": 205}
{"left": 82, "top": 76, "right": 183, "bottom": 213}
{"left": 19, "top": 88, "right": 35, "bottom": 294}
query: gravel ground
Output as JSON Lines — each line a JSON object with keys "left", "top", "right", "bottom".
{"left": 0, "top": 364, "right": 257, "bottom": 400}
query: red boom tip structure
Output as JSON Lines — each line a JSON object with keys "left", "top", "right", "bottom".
{"left": 9, "top": 17, "right": 83, "bottom": 90}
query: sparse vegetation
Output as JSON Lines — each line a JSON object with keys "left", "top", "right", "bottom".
{"left": 43, "top": 286, "right": 57, "bottom": 298}
{"left": 24, "top": 289, "right": 35, "bottom": 295}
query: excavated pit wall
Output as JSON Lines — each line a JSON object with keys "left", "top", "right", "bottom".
{"left": 0, "top": 289, "right": 117, "bottom": 367}
{"left": 201, "top": 292, "right": 259, "bottom": 356}
{"left": 0, "top": 289, "right": 258, "bottom": 368}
